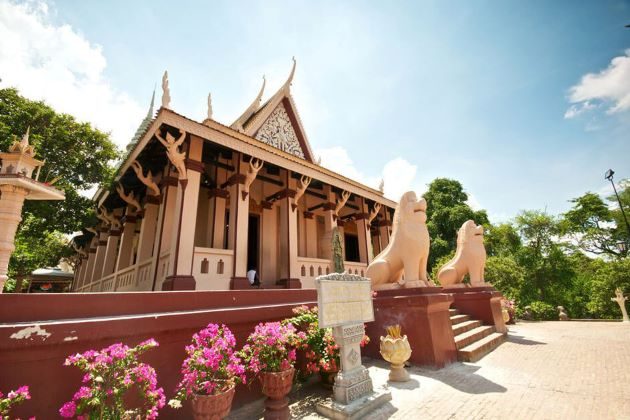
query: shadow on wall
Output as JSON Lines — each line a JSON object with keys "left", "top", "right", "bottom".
{"left": 415, "top": 364, "right": 507, "bottom": 395}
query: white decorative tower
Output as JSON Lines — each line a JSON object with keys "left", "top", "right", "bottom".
{"left": 0, "top": 128, "right": 64, "bottom": 291}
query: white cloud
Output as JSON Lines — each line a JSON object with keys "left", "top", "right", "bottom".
{"left": 315, "top": 146, "right": 417, "bottom": 202}
{"left": 0, "top": 0, "right": 144, "bottom": 148}
{"left": 565, "top": 49, "right": 630, "bottom": 118}
{"left": 466, "top": 193, "right": 482, "bottom": 211}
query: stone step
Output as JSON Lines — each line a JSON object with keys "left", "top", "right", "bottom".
{"left": 449, "top": 308, "right": 460, "bottom": 316}
{"left": 454, "top": 326, "right": 495, "bottom": 350}
{"left": 457, "top": 332, "right": 507, "bottom": 363}
{"left": 450, "top": 314, "right": 471, "bottom": 325}
{"left": 452, "top": 319, "right": 482, "bottom": 335}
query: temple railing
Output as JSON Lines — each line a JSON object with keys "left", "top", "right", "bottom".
{"left": 154, "top": 252, "right": 171, "bottom": 290}
{"left": 100, "top": 273, "right": 116, "bottom": 292}
{"left": 297, "top": 256, "right": 332, "bottom": 289}
{"left": 343, "top": 261, "right": 368, "bottom": 278}
{"left": 114, "top": 265, "right": 137, "bottom": 291}
{"left": 192, "top": 247, "right": 234, "bottom": 290}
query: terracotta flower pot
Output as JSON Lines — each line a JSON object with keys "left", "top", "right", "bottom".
{"left": 259, "top": 367, "right": 295, "bottom": 420}
{"left": 190, "top": 386, "right": 235, "bottom": 420}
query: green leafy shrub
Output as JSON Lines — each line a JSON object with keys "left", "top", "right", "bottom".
{"left": 529, "top": 301, "right": 557, "bottom": 320}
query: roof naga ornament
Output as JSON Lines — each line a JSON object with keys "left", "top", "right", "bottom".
{"left": 367, "top": 203, "right": 382, "bottom": 226}
{"left": 72, "top": 243, "right": 88, "bottom": 258}
{"left": 161, "top": 71, "right": 171, "bottom": 109}
{"left": 292, "top": 174, "right": 311, "bottom": 211}
{"left": 131, "top": 160, "right": 160, "bottom": 196}
{"left": 334, "top": 190, "right": 351, "bottom": 218}
{"left": 156, "top": 131, "right": 187, "bottom": 180}
{"left": 116, "top": 184, "right": 142, "bottom": 213}
{"left": 231, "top": 76, "right": 266, "bottom": 132}
{"left": 242, "top": 158, "right": 264, "bottom": 200}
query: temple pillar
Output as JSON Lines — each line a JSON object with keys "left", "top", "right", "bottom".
{"left": 357, "top": 198, "right": 373, "bottom": 264}
{"left": 82, "top": 238, "right": 97, "bottom": 288}
{"left": 115, "top": 213, "right": 137, "bottom": 272}
{"left": 229, "top": 156, "right": 250, "bottom": 289}
{"left": 212, "top": 168, "right": 228, "bottom": 249}
{"left": 0, "top": 185, "right": 28, "bottom": 290}
{"left": 90, "top": 228, "right": 109, "bottom": 283}
{"left": 162, "top": 136, "right": 203, "bottom": 290}
{"left": 159, "top": 175, "right": 179, "bottom": 252}
{"left": 278, "top": 172, "right": 300, "bottom": 288}
{"left": 136, "top": 196, "right": 160, "bottom": 262}
{"left": 318, "top": 185, "right": 336, "bottom": 260}
{"left": 304, "top": 211, "right": 317, "bottom": 258}
{"left": 101, "top": 228, "right": 121, "bottom": 278}
{"left": 378, "top": 211, "right": 391, "bottom": 250}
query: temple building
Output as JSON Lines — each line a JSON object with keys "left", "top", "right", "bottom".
{"left": 71, "top": 59, "right": 396, "bottom": 292}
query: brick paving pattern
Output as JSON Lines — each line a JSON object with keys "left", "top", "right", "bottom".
{"left": 229, "top": 321, "right": 630, "bottom": 420}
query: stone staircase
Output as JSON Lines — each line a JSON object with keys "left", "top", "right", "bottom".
{"left": 450, "top": 308, "right": 506, "bottom": 362}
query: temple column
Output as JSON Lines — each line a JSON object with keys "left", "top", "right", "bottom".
{"left": 229, "top": 156, "right": 250, "bottom": 289}
{"left": 0, "top": 185, "right": 28, "bottom": 290}
{"left": 162, "top": 136, "right": 203, "bottom": 290}
{"left": 356, "top": 198, "right": 373, "bottom": 264}
{"left": 304, "top": 211, "right": 317, "bottom": 258}
{"left": 101, "top": 228, "right": 121, "bottom": 279}
{"left": 82, "top": 238, "right": 98, "bottom": 289}
{"left": 318, "top": 185, "right": 336, "bottom": 260}
{"left": 279, "top": 172, "right": 300, "bottom": 288}
{"left": 73, "top": 257, "right": 85, "bottom": 291}
{"left": 136, "top": 196, "right": 160, "bottom": 262}
{"left": 379, "top": 210, "right": 391, "bottom": 250}
{"left": 90, "top": 228, "right": 109, "bottom": 284}
{"left": 115, "top": 212, "right": 137, "bottom": 273}
{"left": 212, "top": 168, "right": 229, "bottom": 249}
{"left": 159, "top": 175, "right": 179, "bottom": 252}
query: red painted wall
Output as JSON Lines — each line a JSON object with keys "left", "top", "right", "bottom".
{"left": 0, "top": 290, "right": 317, "bottom": 419}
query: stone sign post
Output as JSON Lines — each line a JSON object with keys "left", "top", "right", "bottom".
{"left": 316, "top": 272, "right": 391, "bottom": 419}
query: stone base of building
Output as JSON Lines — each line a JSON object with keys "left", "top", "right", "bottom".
{"left": 443, "top": 286, "right": 507, "bottom": 334}
{"left": 316, "top": 387, "right": 391, "bottom": 420}
{"left": 364, "top": 288, "right": 457, "bottom": 368}
{"left": 230, "top": 277, "right": 251, "bottom": 290}
{"left": 277, "top": 278, "right": 302, "bottom": 289}
{"left": 161, "top": 275, "right": 196, "bottom": 290}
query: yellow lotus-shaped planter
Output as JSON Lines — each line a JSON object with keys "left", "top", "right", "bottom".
{"left": 380, "top": 335, "right": 412, "bottom": 382}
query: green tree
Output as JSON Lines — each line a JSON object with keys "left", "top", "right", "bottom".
{"left": 607, "top": 179, "right": 630, "bottom": 250}
{"left": 562, "top": 192, "right": 626, "bottom": 258}
{"left": 485, "top": 223, "right": 522, "bottom": 257}
{"left": 587, "top": 258, "right": 630, "bottom": 319}
{"left": 0, "top": 88, "right": 119, "bottom": 290}
{"left": 514, "top": 210, "right": 574, "bottom": 304}
{"left": 423, "top": 178, "right": 489, "bottom": 270}
{"left": 484, "top": 255, "right": 525, "bottom": 301}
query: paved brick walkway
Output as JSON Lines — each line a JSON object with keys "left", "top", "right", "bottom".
{"left": 229, "top": 321, "right": 630, "bottom": 420}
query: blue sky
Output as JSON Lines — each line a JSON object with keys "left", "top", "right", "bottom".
{"left": 1, "top": 0, "right": 629, "bottom": 222}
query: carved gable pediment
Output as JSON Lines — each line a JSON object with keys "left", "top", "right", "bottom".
{"left": 254, "top": 102, "right": 305, "bottom": 159}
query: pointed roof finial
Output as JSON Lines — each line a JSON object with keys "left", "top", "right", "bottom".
{"left": 207, "top": 92, "right": 213, "bottom": 120}
{"left": 231, "top": 75, "right": 266, "bottom": 131}
{"left": 21, "top": 126, "right": 30, "bottom": 147}
{"left": 147, "top": 87, "right": 155, "bottom": 118}
{"left": 161, "top": 71, "right": 171, "bottom": 109}
{"left": 378, "top": 179, "right": 384, "bottom": 193}
{"left": 282, "top": 56, "right": 297, "bottom": 93}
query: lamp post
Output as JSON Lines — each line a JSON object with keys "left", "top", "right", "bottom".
{"left": 605, "top": 169, "right": 630, "bottom": 250}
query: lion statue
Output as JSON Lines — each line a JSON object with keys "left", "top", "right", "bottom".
{"left": 437, "top": 220, "right": 486, "bottom": 286}
{"left": 367, "top": 191, "right": 430, "bottom": 290}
